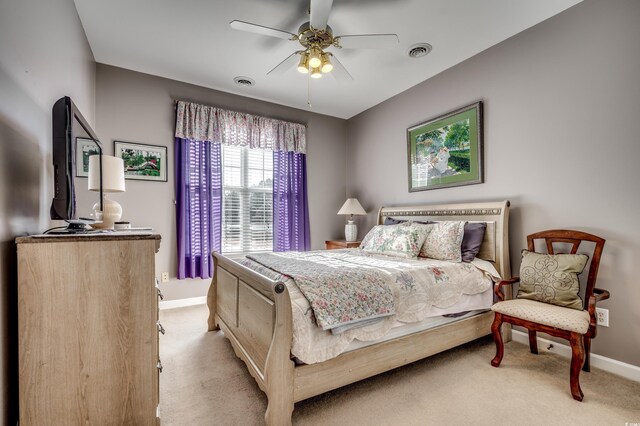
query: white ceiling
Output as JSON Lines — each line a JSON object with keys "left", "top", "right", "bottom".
{"left": 74, "top": 0, "right": 581, "bottom": 119}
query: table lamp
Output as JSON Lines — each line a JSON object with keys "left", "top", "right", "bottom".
{"left": 337, "top": 198, "right": 367, "bottom": 242}
{"left": 88, "top": 155, "right": 126, "bottom": 229}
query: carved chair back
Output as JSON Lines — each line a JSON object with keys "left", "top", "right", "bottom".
{"left": 526, "top": 229, "right": 605, "bottom": 314}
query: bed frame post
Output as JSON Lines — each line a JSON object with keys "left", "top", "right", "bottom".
{"left": 264, "top": 282, "right": 295, "bottom": 426}
{"left": 207, "top": 254, "right": 219, "bottom": 331}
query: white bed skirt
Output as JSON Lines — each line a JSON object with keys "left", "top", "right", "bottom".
{"left": 345, "top": 288, "right": 493, "bottom": 353}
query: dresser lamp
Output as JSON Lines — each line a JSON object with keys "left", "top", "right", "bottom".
{"left": 337, "top": 198, "right": 367, "bottom": 242}
{"left": 88, "top": 155, "right": 125, "bottom": 229}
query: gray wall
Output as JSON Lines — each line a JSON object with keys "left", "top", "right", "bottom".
{"left": 0, "top": 0, "right": 96, "bottom": 423}
{"left": 95, "top": 65, "right": 347, "bottom": 301}
{"left": 346, "top": 0, "right": 640, "bottom": 367}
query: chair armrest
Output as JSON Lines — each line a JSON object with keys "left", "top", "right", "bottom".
{"left": 593, "top": 288, "right": 610, "bottom": 302}
{"left": 494, "top": 277, "right": 520, "bottom": 302}
{"left": 588, "top": 288, "right": 610, "bottom": 312}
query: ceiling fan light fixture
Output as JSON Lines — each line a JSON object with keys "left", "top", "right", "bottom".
{"left": 310, "top": 66, "right": 323, "bottom": 79}
{"left": 308, "top": 47, "right": 322, "bottom": 69}
{"left": 320, "top": 53, "right": 333, "bottom": 73}
{"left": 297, "top": 53, "right": 309, "bottom": 74}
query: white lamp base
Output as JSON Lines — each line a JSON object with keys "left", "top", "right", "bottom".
{"left": 345, "top": 220, "right": 358, "bottom": 242}
{"left": 92, "top": 195, "right": 122, "bottom": 229}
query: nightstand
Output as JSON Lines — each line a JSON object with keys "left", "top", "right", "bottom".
{"left": 325, "top": 240, "right": 361, "bottom": 250}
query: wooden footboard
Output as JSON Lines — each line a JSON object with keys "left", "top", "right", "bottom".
{"left": 207, "top": 200, "right": 511, "bottom": 426}
{"left": 208, "top": 253, "right": 296, "bottom": 424}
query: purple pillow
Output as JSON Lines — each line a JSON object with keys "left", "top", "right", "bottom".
{"left": 383, "top": 217, "right": 431, "bottom": 226}
{"left": 383, "top": 217, "right": 405, "bottom": 225}
{"left": 383, "top": 218, "right": 486, "bottom": 262}
{"left": 460, "top": 222, "right": 486, "bottom": 262}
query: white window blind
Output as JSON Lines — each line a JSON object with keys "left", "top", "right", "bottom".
{"left": 221, "top": 145, "right": 273, "bottom": 254}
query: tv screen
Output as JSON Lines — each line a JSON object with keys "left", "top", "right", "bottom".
{"left": 50, "top": 96, "right": 103, "bottom": 222}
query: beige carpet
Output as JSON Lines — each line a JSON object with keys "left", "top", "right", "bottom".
{"left": 159, "top": 305, "right": 640, "bottom": 425}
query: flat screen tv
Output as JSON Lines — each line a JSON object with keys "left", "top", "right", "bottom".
{"left": 50, "top": 96, "right": 103, "bottom": 231}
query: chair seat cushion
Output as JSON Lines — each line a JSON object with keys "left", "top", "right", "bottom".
{"left": 492, "top": 299, "right": 590, "bottom": 333}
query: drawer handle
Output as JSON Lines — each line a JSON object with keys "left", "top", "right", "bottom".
{"left": 157, "top": 321, "right": 165, "bottom": 335}
{"left": 157, "top": 360, "right": 163, "bottom": 373}
{"left": 155, "top": 280, "right": 164, "bottom": 300}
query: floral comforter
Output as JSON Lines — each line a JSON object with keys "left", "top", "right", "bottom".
{"left": 247, "top": 252, "right": 395, "bottom": 330}
{"left": 241, "top": 249, "right": 500, "bottom": 364}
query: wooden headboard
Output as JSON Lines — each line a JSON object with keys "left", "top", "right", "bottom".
{"left": 377, "top": 200, "right": 511, "bottom": 279}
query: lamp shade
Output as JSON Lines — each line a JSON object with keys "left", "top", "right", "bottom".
{"left": 308, "top": 47, "right": 322, "bottom": 68}
{"left": 88, "top": 155, "right": 126, "bottom": 193}
{"left": 310, "top": 67, "right": 323, "bottom": 79}
{"left": 297, "top": 53, "right": 309, "bottom": 74}
{"left": 337, "top": 198, "right": 366, "bottom": 216}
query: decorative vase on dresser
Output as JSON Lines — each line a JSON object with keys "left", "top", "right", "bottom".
{"left": 17, "top": 233, "right": 163, "bottom": 425}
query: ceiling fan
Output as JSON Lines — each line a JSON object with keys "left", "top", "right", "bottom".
{"left": 230, "top": 0, "right": 399, "bottom": 81}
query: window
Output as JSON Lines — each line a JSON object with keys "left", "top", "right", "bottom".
{"left": 175, "top": 102, "right": 308, "bottom": 279}
{"left": 221, "top": 145, "right": 273, "bottom": 253}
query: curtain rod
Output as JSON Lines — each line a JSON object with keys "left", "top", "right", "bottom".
{"left": 173, "top": 99, "right": 308, "bottom": 128}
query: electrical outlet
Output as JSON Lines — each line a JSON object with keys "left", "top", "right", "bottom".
{"left": 161, "top": 272, "right": 169, "bottom": 283}
{"left": 596, "top": 307, "right": 609, "bottom": 327}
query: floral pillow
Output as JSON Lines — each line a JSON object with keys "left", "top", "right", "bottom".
{"left": 418, "top": 221, "right": 466, "bottom": 262}
{"left": 361, "top": 224, "right": 431, "bottom": 258}
{"left": 516, "top": 250, "right": 588, "bottom": 310}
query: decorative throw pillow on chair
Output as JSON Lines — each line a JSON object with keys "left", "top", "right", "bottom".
{"left": 516, "top": 250, "right": 589, "bottom": 310}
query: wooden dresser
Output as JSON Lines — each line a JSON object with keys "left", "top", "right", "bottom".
{"left": 17, "top": 233, "right": 162, "bottom": 425}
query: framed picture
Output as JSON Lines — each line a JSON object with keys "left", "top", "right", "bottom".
{"left": 407, "top": 101, "right": 483, "bottom": 192}
{"left": 75, "top": 137, "right": 100, "bottom": 178}
{"left": 114, "top": 141, "right": 168, "bottom": 182}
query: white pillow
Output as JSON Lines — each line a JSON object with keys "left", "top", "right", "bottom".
{"left": 418, "top": 221, "right": 466, "bottom": 262}
{"left": 361, "top": 224, "right": 431, "bottom": 258}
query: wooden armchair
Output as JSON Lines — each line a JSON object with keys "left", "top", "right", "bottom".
{"left": 490, "top": 230, "right": 609, "bottom": 401}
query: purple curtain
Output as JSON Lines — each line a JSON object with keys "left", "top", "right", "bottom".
{"left": 273, "top": 151, "right": 310, "bottom": 252}
{"left": 175, "top": 137, "right": 222, "bottom": 279}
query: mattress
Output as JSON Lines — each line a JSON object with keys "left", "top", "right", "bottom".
{"left": 345, "top": 288, "right": 493, "bottom": 352}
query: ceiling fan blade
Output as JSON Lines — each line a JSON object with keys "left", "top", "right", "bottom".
{"left": 267, "top": 51, "right": 301, "bottom": 76}
{"left": 230, "top": 20, "right": 297, "bottom": 40}
{"left": 310, "top": 0, "right": 333, "bottom": 30}
{"left": 337, "top": 34, "right": 399, "bottom": 49}
{"left": 328, "top": 55, "right": 354, "bottom": 81}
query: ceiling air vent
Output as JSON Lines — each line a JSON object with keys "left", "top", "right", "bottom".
{"left": 407, "top": 43, "right": 432, "bottom": 59}
{"left": 233, "top": 76, "right": 255, "bottom": 87}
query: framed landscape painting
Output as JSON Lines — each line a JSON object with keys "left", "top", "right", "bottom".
{"left": 114, "top": 141, "right": 167, "bottom": 182}
{"left": 75, "top": 137, "right": 100, "bottom": 178}
{"left": 407, "top": 101, "right": 483, "bottom": 192}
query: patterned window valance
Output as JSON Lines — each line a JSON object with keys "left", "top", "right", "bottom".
{"left": 175, "top": 100, "right": 306, "bottom": 154}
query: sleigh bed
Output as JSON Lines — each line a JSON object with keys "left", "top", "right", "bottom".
{"left": 207, "top": 200, "right": 511, "bottom": 425}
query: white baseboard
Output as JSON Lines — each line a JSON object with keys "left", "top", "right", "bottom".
{"left": 511, "top": 330, "right": 640, "bottom": 382}
{"left": 159, "top": 296, "right": 207, "bottom": 310}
